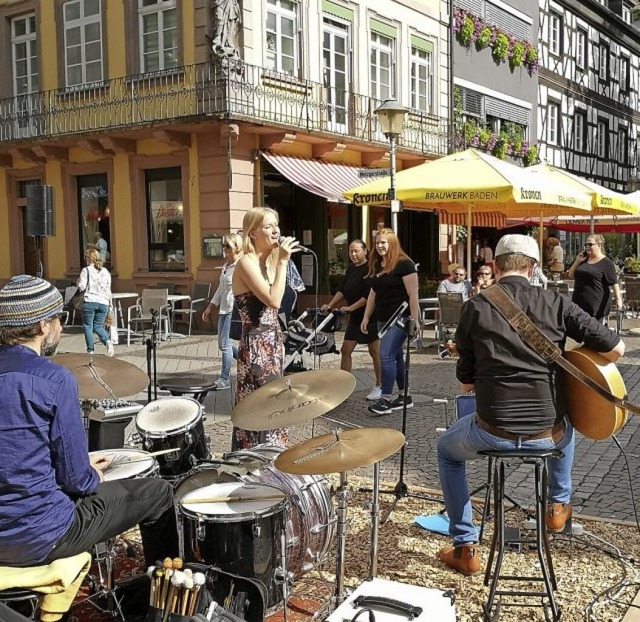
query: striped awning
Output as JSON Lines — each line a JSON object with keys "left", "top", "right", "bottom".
{"left": 439, "top": 212, "right": 506, "bottom": 228}
{"left": 262, "top": 152, "right": 360, "bottom": 203}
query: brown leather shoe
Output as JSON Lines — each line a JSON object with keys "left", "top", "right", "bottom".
{"left": 438, "top": 544, "right": 481, "bottom": 576}
{"left": 546, "top": 502, "right": 572, "bottom": 532}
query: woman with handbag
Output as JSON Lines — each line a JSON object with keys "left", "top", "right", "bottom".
{"left": 77, "top": 248, "right": 114, "bottom": 356}
{"left": 202, "top": 233, "right": 243, "bottom": 390}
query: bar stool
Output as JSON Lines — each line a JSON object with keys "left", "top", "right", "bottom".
{"left": 479, "top": 448, "right": 563, "bottom": 622}
{"left": 157, "top": 376, "right": 219, "bottom": 404}
{"left": 0, "top": 589, "right": 39, "bottom": 620}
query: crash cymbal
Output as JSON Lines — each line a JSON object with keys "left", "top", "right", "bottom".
{"left": 231, "top": 369, "right": 356, "bottom": 431}
{"left": 274, "top": 428, "right": 405, "bottom": 475}
{"left": 54, "top": 353, "right": 149, "bottom": 399}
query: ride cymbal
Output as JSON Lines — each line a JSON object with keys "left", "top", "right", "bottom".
{"left": 54, "top": 353, "right": 149, "bottom": 399}
{"left": 274, "top": 427, "right": 405, "bottom": 475}
{"left": 231, "top": 369, "right": 356, "bottom": 431}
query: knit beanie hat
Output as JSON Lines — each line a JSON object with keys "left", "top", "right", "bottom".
{"left": 0, "top": 275, "right": 64, "bottom": 327}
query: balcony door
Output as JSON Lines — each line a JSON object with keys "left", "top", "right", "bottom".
{"left": 322, "top": 18, "right": 349, "bottom": 133}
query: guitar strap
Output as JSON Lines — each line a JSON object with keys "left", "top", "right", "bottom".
{"left": 480, "top": 285, "right": 640, "bottom": 417}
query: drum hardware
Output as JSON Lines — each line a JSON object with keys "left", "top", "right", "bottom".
{"left": 230, "top": 369, "right": 356, "bottom": 432}
{"left": 54, "top": 353, "right": 149, "bottom": 400}
{"left": 146, "top": 308, "right": 160, "bottom": 402}
{"left": 274, "top": 530, "right": 295, "bottom": 622}
{"left": 369, "top": 462, "right": 381, "bottom": 578}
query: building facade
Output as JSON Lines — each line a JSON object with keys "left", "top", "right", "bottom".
{"left": 0, "top": 0, "right": 450, "bottom": 297}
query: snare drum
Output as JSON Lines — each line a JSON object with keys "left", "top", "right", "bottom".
{"left": 175, "top": 445, "right": 334, "bottom": 578}
{"left": 180, "top": 481, "right": 287, "bottom": 609}
{"left": 89, "top": 448, "right": 158, "bottom": 481}
{"left": 135, "top": 397, "right": 209, "bottom": 479}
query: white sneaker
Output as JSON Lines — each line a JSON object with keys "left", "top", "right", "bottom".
{"left": 366, "top": 386, "right": 382, "bottom": 401}
{"left": 106, "top": 341, "right": 115, "bottom": 357}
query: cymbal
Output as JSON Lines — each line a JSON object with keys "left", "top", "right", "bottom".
{"left": 274, "top": 427, "right": 405, "bottom": 475}
{"left": 54, "top": 353, "right": 149, "bottom": 399}
{"left": 231, "top": 369, "right": 356, "bottom": 431}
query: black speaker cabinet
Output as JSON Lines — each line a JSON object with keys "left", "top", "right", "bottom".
{"left": 25, "top": 185, "right": 55, "bottom": 237}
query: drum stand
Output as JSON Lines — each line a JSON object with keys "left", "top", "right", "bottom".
{"left": 275, "top": 530, "right": 295, "bottom": 622}
{"left": 75, "top": 539, "right": 125, "bottom": 621}
{"left": 146, "top": 309, "right": 159, "bottom": 402}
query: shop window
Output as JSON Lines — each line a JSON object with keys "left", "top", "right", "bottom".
{"left": 76, "top": 173, "right": 110, "bottom": 265}
{"left": 328, "top": 202, "right": 348, "bottom": 278}
{"left": 145, "top": 167, "right": 185, "bottom": 272}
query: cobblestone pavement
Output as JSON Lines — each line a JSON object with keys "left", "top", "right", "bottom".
{"left": 58, "top": 320, "right": 640, "bottom": 523}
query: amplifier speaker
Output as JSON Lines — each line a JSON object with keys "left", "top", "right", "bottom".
{"left": 88, "top": 419, "right": 130, "bottom": 451}
{"left": 25, "top": 185, "right": 55, "bottom": 237}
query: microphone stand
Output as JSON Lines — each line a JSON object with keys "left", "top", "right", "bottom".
{"left": 360, "top": 314, "right": 442, "bottom": 525}
{"left": 146, "top": 308, "right": 159, "bottom": 402}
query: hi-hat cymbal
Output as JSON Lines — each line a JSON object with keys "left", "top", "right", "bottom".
{"left": 231, "top": 369, "right": 356, "bottom": 431}
{"left": 54, "top": 353, "right": 149, "bottom": 399}
{"left": 274, "top": 428, "right": 405, "bottom": 475}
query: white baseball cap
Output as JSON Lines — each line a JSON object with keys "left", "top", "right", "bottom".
{"left": 494, "top": 234, "right": 540, "bottom": 262}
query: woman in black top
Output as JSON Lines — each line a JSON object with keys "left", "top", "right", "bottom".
{"left": 322, "top": 240, "right": 381, "bottom": 400}
{"left": 568, "top": 234, "right": 622, "bottom": 321}
{"left": 361, "top": 228, "right": 420, "bottom": 416}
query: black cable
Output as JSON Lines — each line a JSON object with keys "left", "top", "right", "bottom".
{"left": 350, "top": 607, "right": 376, "bottom": 622}
{"left": 611, "top": 434, "right": 640, "bottom": 537}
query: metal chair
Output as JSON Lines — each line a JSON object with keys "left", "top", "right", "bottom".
{"left": 126, "top": 289, "right": 171, "bottom": 346}
{"left": 62, "top": 286, "right": 80, "bottom": 326}
{"left": 624, "top": 279, "right": 640, "bottom": 318}
{"left": 436, "top": 292, "right": 464, "bottom": 356}
{"left": 0, "top": 589, "right": 39, "bottom": 620}
{"left": 171, "top": 282, "right": 211, "bottom": 336}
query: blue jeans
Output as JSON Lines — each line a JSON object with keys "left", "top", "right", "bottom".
{"left": 437, "top": 413, "right": 574, "bottom": 546}
{"left": 377, "top": 321, "right": 407, "bottom": 396}
{"left": 218, "top": 313, "right": 238, "bottom": 381}
{"left": 82, "top": 302, "right": 110, "bottom": 352}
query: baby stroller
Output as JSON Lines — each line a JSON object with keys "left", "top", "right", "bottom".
{"left": 283, "top": 308, "right": 339, "bottom": 372}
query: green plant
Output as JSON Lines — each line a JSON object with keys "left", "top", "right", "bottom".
{"left": 525, "top": 45, "right": 538, "bottom": 64}
{"left": 478, "top": 126, "right": 491, "bottom": 146}
{"left": 476, "top": 26, "right": 492, "bottom": 49}
{"left": 492, "top": 33, "right": 509, "bottom": 62}
{"left": 463, "top": 120, "right": 477, "bottom": 143}
{"left": 510, "top": 41, "right": 525, "bottom": 67}
{"left": 624, "top": 256, "right": 640, "bottom": 273}
{"left": 456, "top": 225, "right": 467, "bottom": 242}
{"left": 492, "top": 135, "right": 508, "bottom": 159}
{"left": 523, "top": 144, "right": 539, "bottom": 167}
{"left": 458, "top": 15, "right": 475, "bottom": 46}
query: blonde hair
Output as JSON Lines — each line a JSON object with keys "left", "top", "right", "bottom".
{"left": 242, "top": 207, "right": 279, "bottom": 254}
{"left": 587, "top": 233, "right": 606, "bottom": 251}
{"left": 85, "top": 248, "right": 104, "bottom": 270}
{"left": 223, "top": 232, "right": 243, "bottom": 253}
{"left": 368, "top": 228, "right": 411, "bottom": 276}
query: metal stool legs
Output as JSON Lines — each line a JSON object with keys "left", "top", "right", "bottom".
{"left": 482, "top": 453, "right": 561, "bottom": 622}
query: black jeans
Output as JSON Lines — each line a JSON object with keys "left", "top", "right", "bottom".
{"left": 45, "top": 478, "right": 178, "bottom": 567}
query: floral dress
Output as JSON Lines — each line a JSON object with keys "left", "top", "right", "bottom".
{"left": 231, "top": 291, "right": 287, "bottom": 450}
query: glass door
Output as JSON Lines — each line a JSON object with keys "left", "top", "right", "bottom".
{"left": 322, "top": 18, "right": 349, "bottom": 133}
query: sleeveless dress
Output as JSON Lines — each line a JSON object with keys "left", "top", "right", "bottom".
{"left": 231, "top": 291, "right": 287, "bottom": 450}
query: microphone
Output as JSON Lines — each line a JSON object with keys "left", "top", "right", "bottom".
{"left": 279, "top": 236, "right": 313, "bottom": 253}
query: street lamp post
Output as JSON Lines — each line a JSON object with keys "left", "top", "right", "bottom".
{"left": 374, "top": 99, "right": 409, "bottom": 234}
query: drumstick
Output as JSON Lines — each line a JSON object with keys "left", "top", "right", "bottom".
{"left": 181, "top": 575, "right": 194, "bottom": 616}
{"left": 189, "top": 572, "right": 206, "bottom": 616}
{"left": 184, "top": 494, "right": 285, "bottom": 504}
{"left": 103, "top": 448, "right": 180, "bottom": 467}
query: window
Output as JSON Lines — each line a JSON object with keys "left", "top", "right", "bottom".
{"left": 322, "top": 18, "right": 350, "bottom": 129}
{"left": 138, "top": 0, "right": 177, "bottom": 72}
{"left": 574, "top": 112, "right": 586, "bottom": 152}
{"left": 597, "top": 119, "right": 608, "bottom": 158}
{"left": 146, "top": 167, "right": 185, "bottom": 272}
{"left": 63, "top": 0, "right": 103, "bottom": 86}
{"left": 266, "top": 0, "right": 297, "bottom": 75}
{"left": 618, "top": 127, "right": 628, "bottom": 164}
{"left": 599, "top": 43, "right": 609, "bottom": 81}
{"left": 576, "top": 29, "right": 586, "bottom": 69}
{"left": 370, "top": 32, "right": 394, "bottom": 101}
{"left": 620, "top": 56, "right": 630, "bottom": 93}
{"left": 11, "top": 14, "right": 38, "bottom": 95}
{"left": 622, "top": 4, "right": 631, "bottom": 23}
{"left": 410, "top": 46, "right": 433, "bottom": 113}
{"left": 547, "top": 102, "right": 559, "bottom": 145}
{"left": 549, "top": 12, "right": 562, "bottom": 56}
{"left": 76, "top": 173, "right": 110, "bottom": 265}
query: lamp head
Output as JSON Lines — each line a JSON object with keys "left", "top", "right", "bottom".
{"left": 374, "top": 99, "right": 409, "bottom": 136}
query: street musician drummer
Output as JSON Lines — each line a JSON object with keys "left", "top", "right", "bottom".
{"left": 0, "top": 275, "right": 178, "bottom": 567}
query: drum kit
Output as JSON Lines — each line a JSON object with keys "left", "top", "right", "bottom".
{"left": 55, "top": 354, "right": 407, "bottom": 619}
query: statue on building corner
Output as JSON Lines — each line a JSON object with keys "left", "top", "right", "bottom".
{"left": 211, "top": 0, "right": 242, "bottom": 61}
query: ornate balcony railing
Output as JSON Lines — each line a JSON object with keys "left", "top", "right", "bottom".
{"left": 0, "top": 60, "right": 449, "bottom": 156}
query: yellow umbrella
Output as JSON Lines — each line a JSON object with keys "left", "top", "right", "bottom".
{"left": 343, "top": 149, "right": 592, "bottom": 271}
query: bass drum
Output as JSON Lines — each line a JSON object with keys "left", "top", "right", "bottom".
{"left": 175, "top": 445, "right": 334, "bottom": 577}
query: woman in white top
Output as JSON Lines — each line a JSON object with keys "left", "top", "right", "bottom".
{"left": 77, "top": 248, "right": 113, "bottom": 356}
{"left": 203, "top": 233, "right": 243, "bottom": 389}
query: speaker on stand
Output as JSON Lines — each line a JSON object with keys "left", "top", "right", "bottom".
{"left": 25, "top": 185, "right": 55, "bottom": 278}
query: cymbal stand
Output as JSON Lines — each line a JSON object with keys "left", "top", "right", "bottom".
{"left": 146, "top": 309, "right": 159, "bottom": 402}
{"left": 275, "top": 528, "right": 294, "bottom": 622}
{"left": 369, "top": 462, "right": 381, "bottom": 577}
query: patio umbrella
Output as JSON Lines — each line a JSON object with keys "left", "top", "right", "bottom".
{"left": 343, "top": 149, "right": 592, "bottom": 271}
